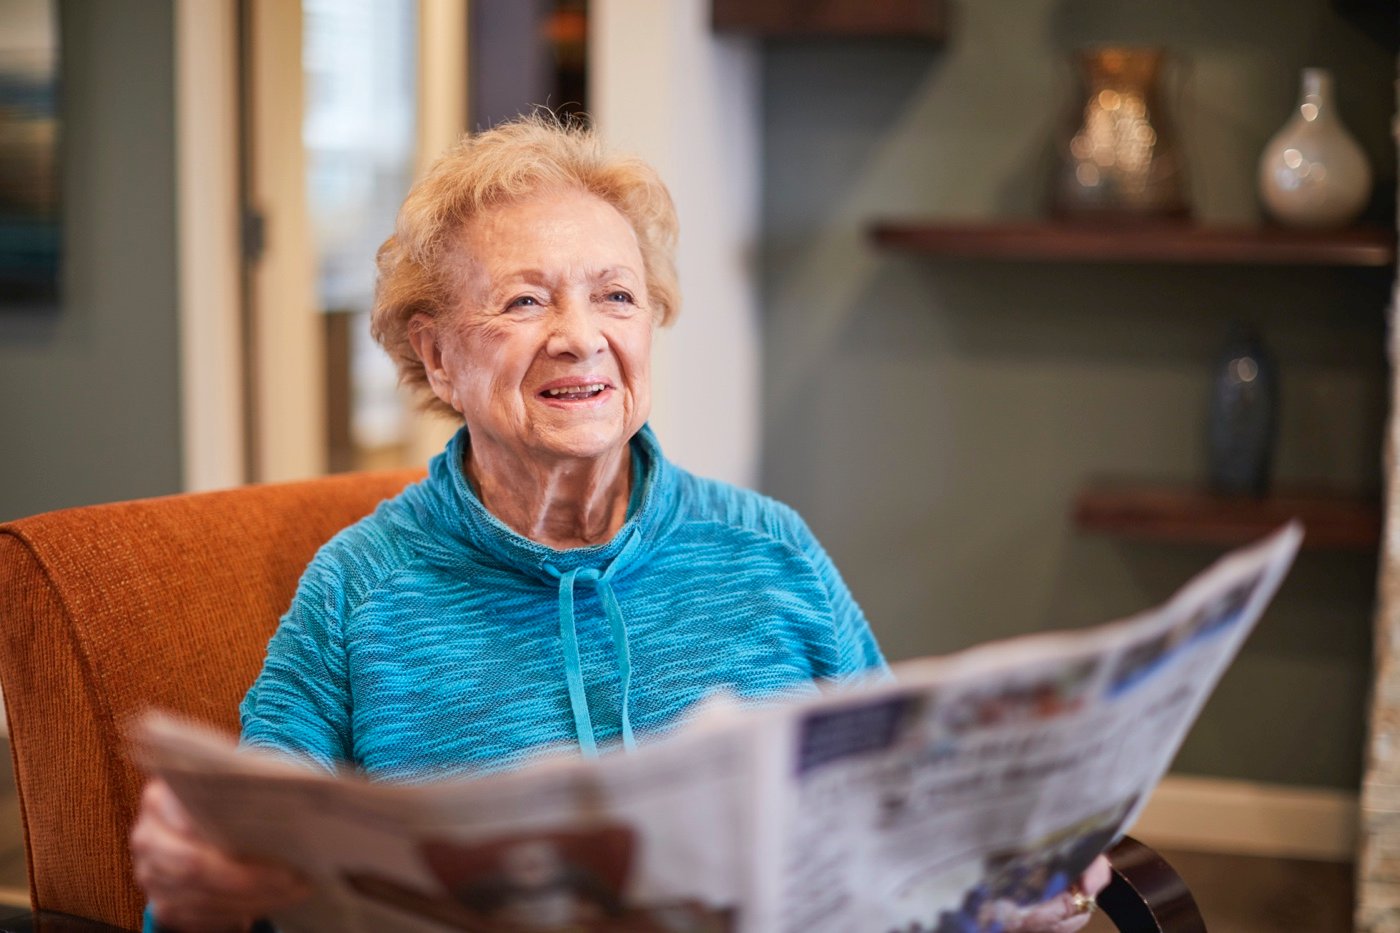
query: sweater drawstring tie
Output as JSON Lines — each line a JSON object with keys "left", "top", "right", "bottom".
{"left": 544, "top": 529, "right": 641, "bottom": 758}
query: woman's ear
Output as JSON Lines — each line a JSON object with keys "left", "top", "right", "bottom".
{"left": 408, "top": 313, "right": 455, "bottom": 408}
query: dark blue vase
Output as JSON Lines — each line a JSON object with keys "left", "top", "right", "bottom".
{"left": 1208, "top": 323, "right": 1277, "bottom": 497}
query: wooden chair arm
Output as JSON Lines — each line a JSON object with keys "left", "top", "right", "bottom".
{"left": 1099, "top": 836, "right": 1207, "bottom": 932}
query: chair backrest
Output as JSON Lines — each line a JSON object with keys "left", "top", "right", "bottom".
{"left": 0, "top": 469, "right": 423, "bottom": 929}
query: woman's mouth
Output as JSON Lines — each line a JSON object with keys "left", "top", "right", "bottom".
{"left": 539, "top": 382, "right": 609, "bottom": 402}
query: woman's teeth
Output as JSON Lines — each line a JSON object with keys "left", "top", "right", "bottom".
{"left": 543, "top": 383, "right": 607, "bottom": 399}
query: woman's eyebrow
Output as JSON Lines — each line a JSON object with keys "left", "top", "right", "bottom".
{"left": 592, "top": 266, "right": 641, "bottom": 282}
{"left": 481, "top": 266, "right": 640, "bottom": 293}
{"left": 500, "top": 266, "right": 548, "bottom": 282}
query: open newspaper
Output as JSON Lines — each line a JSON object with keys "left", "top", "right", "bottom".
{"left": 132, "top": 523, "right": 1302, "bottom": 933}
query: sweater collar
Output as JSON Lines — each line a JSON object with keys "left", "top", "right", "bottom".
{"left": 416, "top": 423, "right": 677, "bottom": 584}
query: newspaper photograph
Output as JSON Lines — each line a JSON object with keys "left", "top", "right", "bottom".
{"left": 132, "top": 522, "right": 1302, "bottom": 933}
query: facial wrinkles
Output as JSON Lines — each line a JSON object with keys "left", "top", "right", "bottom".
{"left": 446, "top": 313, "right": 515, "bottom": 422}
{"left": 455, "top": 272, "right": 622, "bottom": 422}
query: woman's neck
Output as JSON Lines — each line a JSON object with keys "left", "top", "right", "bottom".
{"left": 464, "top": 443, "right": 632, "bottom": 550}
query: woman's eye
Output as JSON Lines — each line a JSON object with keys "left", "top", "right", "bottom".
{"left": 507, "top": 295, "right": 540, "bottom": 310}
{"left": 603, "top": 291, "right": 633, "bottom": 304}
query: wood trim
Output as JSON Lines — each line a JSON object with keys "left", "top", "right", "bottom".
{"left": 1072, "top": 479, "right": 1382, "bottom": 551}
{"left": 870, "top": 220, "right": 1398, "bottom": 267}
{"left": 244, "top": 0, "right": 325, "bottom": 482}
{"left": 1132, "top": 774, "right": 1357, "bottom": 862}
{"left": 416, "top": 0, "right": 468, "bottom": 177}
{"left": 1357, "top": 241, "right": 1400, "bottom": 929}
{"left": 175, "top": 0, "right": 245, "bottom": 492}
{"left": 711, "top": 0, "right": 946, "bottom": 39}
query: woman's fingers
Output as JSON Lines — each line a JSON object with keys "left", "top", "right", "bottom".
{"left": 140, "top": 779, "right": 195, "bottom": 834}
{"left": 1078, "top": 854, "right": 1112, "bottom": 897}
{"left": 131, "top": 779, "right": 311, "bottom": 932}
{"left": 134, "top": 827, "right": 310, "bottom": 930}
{"left": 1004, "top": 855, "right": 1115, "bottom": 933}
{"left": 1004, "top": 892, "right": 1096, "bottom": 933}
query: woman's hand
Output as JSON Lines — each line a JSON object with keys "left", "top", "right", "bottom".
{"left": 130, "top": 779, "right": 312, "bottom": 932}
{"left": 1002, "top": 855, "right": 1113, "bottom": 933}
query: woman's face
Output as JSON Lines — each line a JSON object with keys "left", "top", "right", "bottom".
{"left": 413, "top": 188, "right": 654, "bottom": 468}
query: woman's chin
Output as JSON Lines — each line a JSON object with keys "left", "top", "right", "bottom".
{"left": 527, "top": 423, "right": 633, "bottom": 464}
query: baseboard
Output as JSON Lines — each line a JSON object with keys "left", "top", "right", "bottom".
{"left": 1130, "top": 774, "right": 1357, "bottom": 862}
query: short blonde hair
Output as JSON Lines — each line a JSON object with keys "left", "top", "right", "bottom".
{"left": 371, "top": 114, "right": 680, "bottom": 418}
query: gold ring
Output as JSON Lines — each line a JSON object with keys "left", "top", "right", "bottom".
{"left": 1070, "top": 887, "right": 1097, "bottom": 915}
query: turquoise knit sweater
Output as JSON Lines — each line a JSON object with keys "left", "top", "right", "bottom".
{"left": 239, "top": 424, "right": 886, "bottom": 781}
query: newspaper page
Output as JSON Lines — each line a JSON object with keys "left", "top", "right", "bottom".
{"left": 135, "top": 707, "right": 754, "bottom": 933}
{"left": 133, "top": 523, "right": 1300, "bottom": 933}
{"left": 753, "top": 522, "right": 1301, "bottom": 933}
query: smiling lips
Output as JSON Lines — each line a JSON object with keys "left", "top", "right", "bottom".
{"left": 539, "top": 381, "right": 611, "bottom": 402}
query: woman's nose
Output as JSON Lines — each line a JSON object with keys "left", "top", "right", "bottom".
{"left": 546, "top": 298, "right": 605, "bottom": 358}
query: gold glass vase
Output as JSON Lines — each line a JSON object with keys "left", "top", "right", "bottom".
{"left": 1051, "top": 47, "right": 1190, "bottom": 221}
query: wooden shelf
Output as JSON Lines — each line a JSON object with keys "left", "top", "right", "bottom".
{"left": 1073, "top": 479, "right": 1382, "bottom": 551}
{"left": 712, "top": 0, "right": 946, "bottom": 40}
{"left": 870, "top": 220, "right": 1397, "bottom": 267}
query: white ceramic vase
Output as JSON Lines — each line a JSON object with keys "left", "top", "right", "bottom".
{"left": 1258, "top": 68, "right": 1372, "bottom": 229}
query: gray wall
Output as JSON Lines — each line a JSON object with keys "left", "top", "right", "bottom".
{"left": 760, "top": 0, "right": 1394, "bottom": 789}
{"left": 0, "top": 1, "right": 182, "bottom": 522}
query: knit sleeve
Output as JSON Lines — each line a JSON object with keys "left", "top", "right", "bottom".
{"left": 239, "top": 555, "right": 354, "bottom": 772}
{"left": 785, "top": 509, "right": 889, "bottom": 681}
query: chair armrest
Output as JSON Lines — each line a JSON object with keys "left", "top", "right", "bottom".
{"left": 1100, "top": 836, "right": 1207, "bottom": 932}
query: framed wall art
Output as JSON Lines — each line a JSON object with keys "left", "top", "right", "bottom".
{"left": 0, "top": 0, "right": 60, "bottom": 307}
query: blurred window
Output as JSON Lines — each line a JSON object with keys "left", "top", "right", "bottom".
{"left": 303, "top": 0, "right": 417, "bottom": 467}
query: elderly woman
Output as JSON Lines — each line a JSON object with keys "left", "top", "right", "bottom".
{"left": 130, "top": 116, "right": 1109, "bottom": 933}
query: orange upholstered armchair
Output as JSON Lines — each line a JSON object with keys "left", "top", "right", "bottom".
{"left": 0, "top": 469, "right": 423, "bottom": 930}
{"left": 0, "top": 470, "right": 1205, "bottom": 932}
